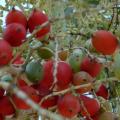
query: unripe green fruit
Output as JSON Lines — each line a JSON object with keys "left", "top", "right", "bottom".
{"left": 25, "top": 60, "right": 43, "bottom": 83}
{"left": 37, "top": 47, "right": 53, "bottom": 60}
{"left": 69, "top": 49, "right": 85, "bottom": 72}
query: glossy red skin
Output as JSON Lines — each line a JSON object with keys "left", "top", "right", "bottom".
{"left": 12, "top": 55, "right": 24, "bottom": 65}
{"left": 80, "top": 95, "right": 100, "bottom": 117}
{"left": 4, "top": 23, "right": 26, "bottom": 47}
{"left": 17, "top": 79, "right": 28, "bottom": 88}
{"left": 12, "top": 86, "right": 40, "bottom": 110}
{"left": 80, "top": 57, "right": 102, "bottom": 78}
{"left": 6, "top": 8, "right": 27, "bottom": 28}
{"left": 0, "top": 96, "right": 15, "bottom": 116}
{"left": 86, "top": 111, "right": 100, "bottom": 120}
{"left": 0, "top": 88, "right": 5, "bottom": 98}
{"left": 39, "top": 60, "right": 73, "bottom": 91}
{"left": 58, "top": 94, "right": 80, "bottom": 118}
{"left": 0, "top": 40, "right": 13, "bottom": 66}
{"left": 28, "top": 9, "right": 50, "bottom": 39}
{"left": 92, "top": 30, "right": 118, "bottom": 55}
{"left": 96, "top": 84, "right": 109, "bottom": 100}
{"left": 40, "top": 96, "right": 58, "bottom": 108}
{"left": 0, "top": 115, "right": 4, "bottom": 120}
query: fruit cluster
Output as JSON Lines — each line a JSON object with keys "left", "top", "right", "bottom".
{"left": 0, "top": 7, "right": 119, "bottom": 120}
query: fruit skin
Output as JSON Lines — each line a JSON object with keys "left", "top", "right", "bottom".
{"left": 5, "top": 8, "right": 27, "bottom": 28}
{"left": 0, "top": 40, "right": 13, "bottom": 66}
{"left": 69, "top": 49, "right": 85, "bottom": 73}
{"left": 25, "top": 60, "right": 43, "bottom": 83}
{"left": 12, "top": 86, "right": 40, "bottom": 110}
{"left": 3, "top": 23, "right": 26, "bottom": 47}
{"left": 80, "top": 95, "right": 100, "bottom": 117}
{"left": 37, "top": 47, "right": 53, "bottom": 60}
{"left": 0, "top": 96, "right": 15, "bottom": 116}
{"left": 0, "top": 88, "right": 5, "bottom": 98}
{"left": 80, "top": 56, "right": 102, "bottom": 77}
{"left": 28, "top": 9, "right": 50, "bottom": 39}
{"left": 40, "top": 96, "right": 58, "bottom": 109}
{"left": 72, "top": 71, "right": 93, "bottom": 94}
{"left": 38, "top": 60, "right": 73, "bottom": 91}
{"left": 96, "top": 84, "right": 109, "bottom": 100}
{"left": 58, "top": 94, "right": 80, "bottom": 118}
{"left": 92, "top": 30, "right": 118, "bottom": 55}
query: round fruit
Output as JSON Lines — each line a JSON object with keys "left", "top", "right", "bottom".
{"left": 72, "top": 71, "right": 93, "bottom": 94}
{"left": 17, "top": 79, "right": 28, "bottom": 88}
{"left": 40, "top": 96, "right": 58, "bottom": 108}
{"left": 0, "top": 96, "right": 15, "bottom": 116}
{"left": 12, "top": 86, "right": 40, "bottom": 110}
{"left": 80, "top": 95, "right": 100, "bottom": 117}
{"left": 80, "top": 56, "right": 102, "bottom": 77}
{"left": 0, "top": 40, "right": 13, "bottom": 66}
{"left": 58, "top": 94, "right": 80, "bottom": 118}
{"left": 37, "top": 47, "right": 53, "bottom": 60}
{"left": 3, "top": 23, "right": 26, "bottom": 47}
{"left": 28, "top": 9, "right": 50, "bottom": 39}
{"left": 5, "top": 8, "right": 27, "bottom": 28}
{"left": 69, "top": 49, "right": 85, "bottom": 73}
{"left": 92, "top": 30, "right": 118, "bottom": 55}
{"left": 58, "top": 49, "right": 69, "bottom": 61}
{"left": 96, "top": 84, "right": 109, "bottom": 100}
{"left": 12, "top": 55, "right": 24, "bottom": 65}
{"left": 39, "top": 60, "right": 73, "bottom": 90}
{"left": 25, "top": 60, "right": 43, "bottom": 83}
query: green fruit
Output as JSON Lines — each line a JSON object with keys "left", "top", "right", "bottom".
{"left": 37, "top": 47, "right": 53, "bottom": 60}
{"left": 69, "top": 49, "right": 85, "bottom": 72}
{"left": 113, "top": 50, "right": 120, "bottom": 79}
{"left": 25, "top": 60, "right": 43, "bottom": 83}
{"left": 1, "top": 74, "right": 13, "bottom": 82}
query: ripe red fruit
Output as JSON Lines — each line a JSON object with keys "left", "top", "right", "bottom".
{"left": 58, "top": 94, "right": 80, "bottom": 118}
{"left": 0, "top": 115, "right": 4, "bottom": 120}
{"left": 17, "top": 79, "right": 28, "bottom": 88}
{"left": 96, "top": 84, "right": 109, "bottom": 100}
{"left": 28, "top": 9, "right": 50, "bottom": 39}
{"left": 80, "top": 95, "right": 100, "bottom": 117}
{"left": 12, "top": 86, "right": 40, "bottom": 110}
{"left": 92, "top": 30, "right": 118, "bottom": 55}
{"left": 41, "top": 96, "right": 58, "bottom": 109}
{"left": 3, "top": 23, "right": 26, "bottom": 47}
{"left": 5, "top": 8, "right": 27, "bottom": 28}
{"left": 0, "top": 40, "right": 13, "bottom": 66}
{"left": 0, "top": 88, "right": 5, "bottom": 98}
{"left": 12, "top": 55, "right": 24, "bottom": 65}
{"left": 0, "top": 96, "right": 15, "bottom": 116}
{"left": 80, "top": 57, "right": 102, "bottom": 78}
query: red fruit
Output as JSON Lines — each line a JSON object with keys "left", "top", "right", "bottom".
{"left": 96, "top": 84, "right": 109, "bottom": 100}
{"left": 12, "top": 86, "right": 40, "bottom": 110}
{"left": 80, "top": 95, "right": 100, "bottom": 117}
{"left": 0, "top": 115, "right": 4, "bottom": 120}
{"left": 58, "top": 94, "right": 80, "bottom": 118}
{"left": 3, "top": 23, "right": 26, "bottom": 47}
{"left": 41, "top": 96, "right": 58, "bottom": 108}
{"left": 86, "top": 111, "right": 100, "bottom": 120}
{"left": 72, "top": 72, "right": 93, "bottom": 94}
{"left": 12, "top": 55, "right": 24, "bottom": 65}
{"left": 6, "top": 8, "right": 27, "bottom": 28}
{"left": 28, "top": 9, "right": 50, "bottom": 39}
{"left": 39, "top": 60, "right": 73, "bottom": 90}
{"left": 17, "top": 79, "right": 28, "bottom": 88}
{"left": 80, "top": 57, "right": 102, "bottom": 77}
{"left": 92, "top": 30, "right": 118, "bottom": 55}
{"left": 0, "top": 88, "right": 5, "bottom": 98}
{"left": 0, "top": 40, "right": 13, "bottom": 66}
{"left": 0, "top": 96, "right": 15, "bottom": 116}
